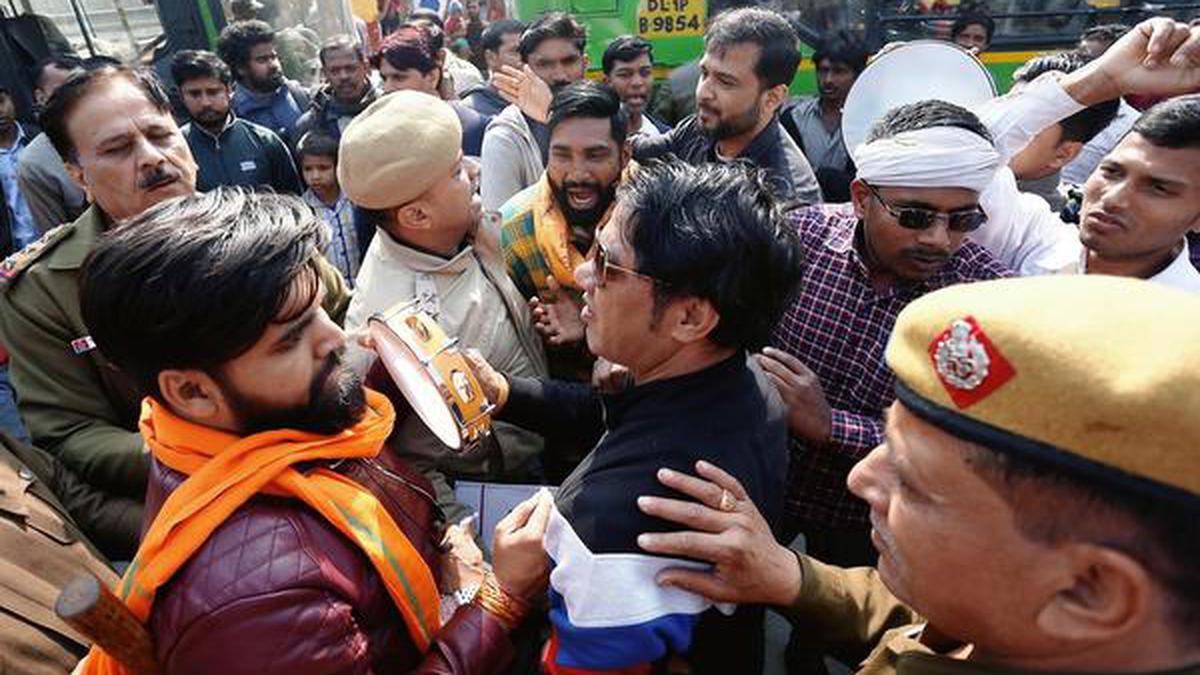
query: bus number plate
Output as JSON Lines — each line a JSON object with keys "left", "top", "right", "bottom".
{"left": 638, "top": 0, "right": 704, "bottom": 38}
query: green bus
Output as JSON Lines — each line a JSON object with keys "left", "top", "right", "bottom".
{"left": 511, "top": 0, "right": 1200, "bottom": 93}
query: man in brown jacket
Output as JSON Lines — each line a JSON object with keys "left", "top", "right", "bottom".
{"left": 636, "top": 275, "right": 1200, "bottom": 674}
{"left": 0, "top": 431, "right": 118, "bottom": 675}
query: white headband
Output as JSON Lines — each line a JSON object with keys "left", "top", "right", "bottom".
{"left": 853, "top": 126, "right": 1001, "bottom": 193}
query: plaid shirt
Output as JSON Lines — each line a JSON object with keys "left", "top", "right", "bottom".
{"left": 771, "top": 204, "right": 1013, "bottom": 529}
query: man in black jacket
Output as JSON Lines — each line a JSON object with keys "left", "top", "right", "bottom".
{"left": 171, "top": 50, "right": 301, "bottom": 194}
{"left": 632, "top": 8, "right": 821, "bottom": 206}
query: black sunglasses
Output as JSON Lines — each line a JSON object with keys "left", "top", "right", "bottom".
{"left": 865, "top": 182, "right": 988, "bottom": 233}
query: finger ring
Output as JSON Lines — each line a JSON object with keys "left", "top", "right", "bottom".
{"left": 718, "top": 489, "right": 737, "bottom": 512}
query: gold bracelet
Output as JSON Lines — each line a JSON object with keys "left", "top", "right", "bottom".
{"left": 474, "top": 573, "right": 528, "bottom": 630}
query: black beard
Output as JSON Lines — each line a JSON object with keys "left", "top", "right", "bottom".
{"left": 220, "top": 349, "right": 368, "bottom": 436}
{"left": 550, "top": 178, "right": 618, "bottom": 229}
{"left": 702, "top": 98, "right": 761, "bottom": 142}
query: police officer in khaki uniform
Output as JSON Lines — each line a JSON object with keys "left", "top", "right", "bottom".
{"left": 0, "top": 65, "right": 349, "bottom": 561}
{"left": 0, "top": 431, "right": 119, "bottom": 675}
{"left": 636, "top": 274, "right": 1200, "bottom": 674}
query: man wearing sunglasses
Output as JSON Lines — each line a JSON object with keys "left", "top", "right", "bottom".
{"left": 467, "top": 160, "right": 804, "bottom": 673}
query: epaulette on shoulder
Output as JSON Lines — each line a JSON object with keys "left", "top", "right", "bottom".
{"left": 0, "top": 223, "right": 74, "bottom": 292}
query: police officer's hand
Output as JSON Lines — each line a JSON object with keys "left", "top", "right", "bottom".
{"left": 636, "top": 461, "right": 803, "bottom": 607}
{"left": 491, "top": 489, "right": 553, "bottom": 601}
{"left": 757, "top": 347, "right": 833, "bottom": 446}
{"left": 1070, "top": 17, "right": 1200, "bottom": 104}
{"left": 592, "top": 357, "right": 632, "bottom": 394}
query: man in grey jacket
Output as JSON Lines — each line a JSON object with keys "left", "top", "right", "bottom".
{"left": 480, "top": 12, "right": 587, "bottom": 212}
{"left": 16, "top": 56, "right": 88, "bottom": 233}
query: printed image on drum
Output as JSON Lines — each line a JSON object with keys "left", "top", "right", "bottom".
{"left": 368, "top": 300, "right": 495, "bottom": 452}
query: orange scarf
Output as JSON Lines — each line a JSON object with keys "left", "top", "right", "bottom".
{"left": 82, "top": 389, "right": 441, "bottom": 674}
{"left": 533, "top": 174, "right": 614, "bottom": 291}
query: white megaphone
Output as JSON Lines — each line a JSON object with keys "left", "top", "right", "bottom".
{"left": 841, "top": 40, "right": 998, "bottom": 154}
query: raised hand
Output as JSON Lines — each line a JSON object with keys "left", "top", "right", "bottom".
{"left": 493, "top": 64, "right": 552, "bottom": 124}
{"left": 756, "top": 347, "right": 832, "bottom": 446}
{"left": 1068, "top": 18, "right": 1200, "bottom": 105}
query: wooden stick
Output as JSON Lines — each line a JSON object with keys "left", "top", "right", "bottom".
{"left": 56, "top": 575, "right": 159, "bottom": 675}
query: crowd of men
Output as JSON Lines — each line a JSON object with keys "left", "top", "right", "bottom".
{"left": 0, "top": 4, "right": 1198, "bottom": 675}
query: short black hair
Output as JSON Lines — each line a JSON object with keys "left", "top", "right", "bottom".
{"left": 619, "top": 160, "right": 803, "bottom": 351}
{"left": 170, "top": 49, "right": 233, "bottom": 88}
{"left": 704, "top": 7, "right": 801, "bottom": 90}
{"left": 43, "top": 66, "right": 172, "bottom": 161}
{"left": 0, "top": 87, "right": 10, "bottom": 100}
{"left": 296, "top": 130, "right": 339, "bottom": 162}
{"left": 966, "top": 442, "right": 1200, "bottom": 640}
{"left": 80, "top": 188, "right": 328, "bottom": 399}
{"left": 31, "top": 54, "right": 83, "bottom": 89}
{"left": 318, "top": 34, "right": 365, "bottom": 66}
{"left": 372, "top": 31, "right": 438, "bottom": 74}
{"left": 602, "top": 35, "right": 653, "bottom": 75}
{"left": 395, "top": 20, "right": 445, "bottom": 53}
{"left": 1081, "top": 23, "right": 1129, "bottom": 47}
{"left": 217, "top": 20, "right": 275, "bottom": 74}
{"left": 867, "top": 99, "right": 993, "bottom": 144}
{"left": 548, "top": 81, "right": 627, "bottom": 147}
{"left": 1013, "top": 53, "right": 1118, "bottom": 145}
{"left": 518, "top": 12, "right": 586, "bottom": 62}
{"left": 951, "top": 12, "right": 995, "bottom": 43}
{"left": 481, "top": 19, "right": 526, "bottom": 54}
{"left": 82, "top": 55, "right": 122, "bottom": 70}
{"left": 1131, "top": 94, "right": 1200, "bottom": 150}
{"left": 409, "top": 7, "right": 444, "bottom": 30}
{"left": 812, "top": 30, "right": 868, "bottom": 74}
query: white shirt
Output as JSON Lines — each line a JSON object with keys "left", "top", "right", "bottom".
{"left": 629, "top": 112, "right": 664, "bottom": 139}
{"left": 967, "top": 77, "right": 1200, "bottom": 294}
{"left": 1061, "top": 99, "right": 1140, "bottom": 185}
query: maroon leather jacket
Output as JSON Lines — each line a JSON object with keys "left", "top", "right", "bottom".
{"left": 143, "top": 454, "right": 515, "bottom": 674}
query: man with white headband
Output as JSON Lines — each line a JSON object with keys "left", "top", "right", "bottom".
{"left": 761, "top": 98, "right": 1012, "bottom": 578}
{"left": 761, "top": 16, "right": 1200, "bottom": 582}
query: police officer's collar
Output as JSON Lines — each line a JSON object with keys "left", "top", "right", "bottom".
{"left": 47, "top": 204, "right": 111, "bottom": 271}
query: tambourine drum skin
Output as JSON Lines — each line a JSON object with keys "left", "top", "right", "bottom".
{"left": 368, "top": 300, "right": 494, "bottom": 451}
{"left": 841, "top": 40, "right": 997, "bottom": 154}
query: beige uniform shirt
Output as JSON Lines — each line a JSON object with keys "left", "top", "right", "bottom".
{"left": 347, "top": 227, "right": 548, "bottom": 521}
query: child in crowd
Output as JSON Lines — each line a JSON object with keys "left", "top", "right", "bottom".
{"left": 297, "top": 130, "right": 362, "bottom": 287}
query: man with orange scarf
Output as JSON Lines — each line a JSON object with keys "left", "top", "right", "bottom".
{"left": 75, "top": 187, "right": 551, "bottom": 675}
{"left": 499, "top": 82, "right": 629, "bottom": 383}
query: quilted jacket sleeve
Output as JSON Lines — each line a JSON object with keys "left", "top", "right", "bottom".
{"left": 161, "top": 588, "right": 515, "bottom": 675}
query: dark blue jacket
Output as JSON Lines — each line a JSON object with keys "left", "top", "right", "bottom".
{"left": 182, "top": 117, "right": 302, "bottom": 195}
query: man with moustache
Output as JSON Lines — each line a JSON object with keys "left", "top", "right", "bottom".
{"left": 480, "top": 12, "right": 589, "bottom": 211}
{"left": 0, "top": 65, "right": 349, "bottom": 560}
{"left": 171, "top": 50, "right": 301, "bottom": 194}
{"left": 75, "top": 188, "right": 551, "bottom": 675}
{"left": 499, "top": 82, "right": 627, "bottom": 381}
{"left": 295, "top": 35, "right": 379, "bottom": 142}
{"left": 632, "top": 7, "right": 821, "bottom": 206}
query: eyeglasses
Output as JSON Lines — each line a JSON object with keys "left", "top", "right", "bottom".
{"left": 865, "top": 182, "right": 988, "bottom": 233}
{"left": 588, "top": 241, "right": 665, "bottom": 288}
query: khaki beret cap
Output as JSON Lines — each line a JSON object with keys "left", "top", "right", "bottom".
{"left": 337, "top": 90, "right": 462, "bottom": 209}
{"left": 886, "top": 275, "right": 1199, "bottom": 508}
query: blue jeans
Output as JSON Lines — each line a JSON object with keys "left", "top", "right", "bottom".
{"left": 0, "top": 364, "right": 29, "bottom": 444}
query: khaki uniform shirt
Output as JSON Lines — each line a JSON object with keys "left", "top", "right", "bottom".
{"left": 346, "top": 224, "right": 549, "bottom": 523}
{"left": 0, "top": 434, "right": 119, "bottom": 675}
{"left": 0, "top": 204, "right": 351, "bottom": 560}
{"left": 783, "top": 554, "right": 1200, "bottom": 675}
